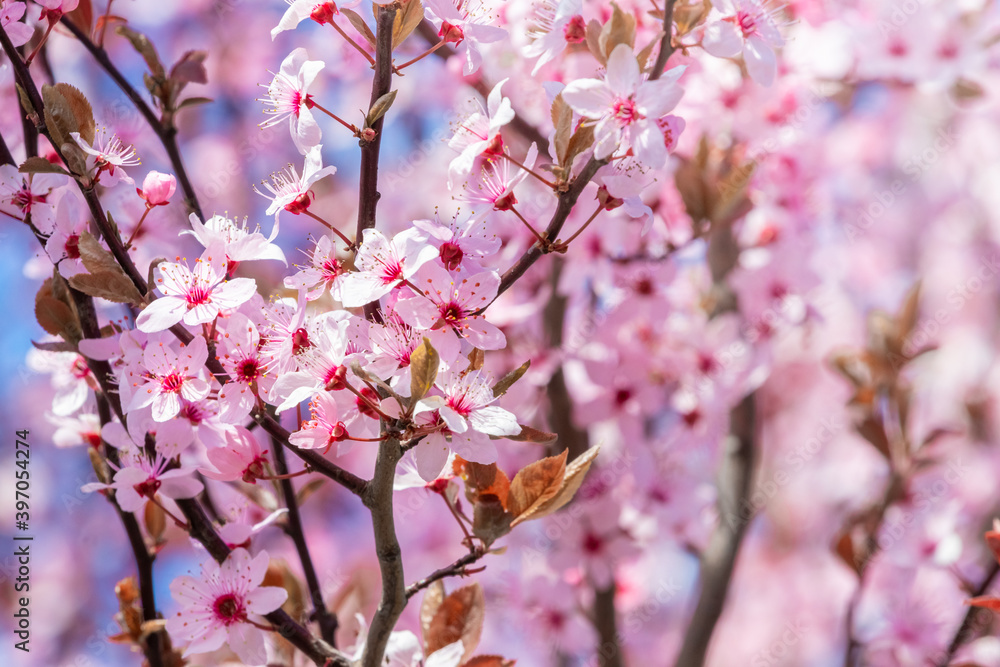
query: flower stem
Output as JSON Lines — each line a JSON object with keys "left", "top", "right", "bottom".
{"left": 303, "top": 209, "right": 356, "bottom": 249}
{"left": 125, "top": 205, "right": 153, "bottom": 249}
{"left": 307, "top": 98, "right": 360, "bottom": 134}
{"left": 503, "top": 153, "right": 557, "bottom": 189}
{"left": 508, "top": 205, "right": 550, "bottom": 248}
{"left": 257, "top": 468, "right": 313, "bottom": 481}
{"left": 395, "top": 40, "right": 448, "bottom": 70}
{"left": 557, "top": 202, "right": 604, "bottom": 249}
{"left": 329, "top": 19, "right": 376, "bottom": 66}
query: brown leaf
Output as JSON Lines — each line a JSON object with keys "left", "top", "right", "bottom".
{"left": 492, "top": 360, "right": 530, "bottom": 398}
{"left": 342, "top": 8, "right": 376, "bottom": 46}
{"left": 144, "top": 501, "right": 166, "bottom": 543}
{"left": 35, "top": 282, "right": 78, "bottom": 340}
{"left": 170, "top": 50, "right": 208, "bottom": 86}
{"left": 69, "top": 271, "right": 144, "bottom": 304}
{"left": 551, "top": 95, "right": 573, "bottom": 166}
{"left": 77, "top": 231, "right": 120, "bottom": 275}
{"left": 456, "top": 460, "right": 511, "bottom": 508}
{"left": 467, "top": 348, "right": 485, "bottom": 372}
{"left": 472, "top": 494, "right": 512, "bottom": 546}
{"left": 392, "top": 0, "right": 425, "bottom": 48}
{"left": 598, "top": 3, "right": 636, "bottom": 58}
{"left": 502, "top": 425, "right": 557, "bottom": 445}
{"left": 420, "top": 580, "right": 446, "bottom": 646}
{"left": 674, "top": 155, "right": 710, "bottom": 223}
{"left": 53, "top": 83, "right": 96, "bottom": 146}
{"left": 65, "top": 0, "right": 93, "bottom": 35}
{"left": 520, "top": 445, "right": 600, "bottom": 524}
{"left": 116, "top": 26, "right": 166, "bottom": 78}
{"left": 410, "top": 337, "right": 440, "bottom": 401}
{"left": 584, "top": 19, "right": 605, "bottom": 65}
{"left": 834, "top": 531, "right": 861, "bottom": 577}
{"left": 426, "top": 583, "right": 485, "bottom": 662}
{"left": 18, "top": 156, "right": 69, "bottom": 176}
{"left": 507, "top": 450, "right": 567, "bottom": 524}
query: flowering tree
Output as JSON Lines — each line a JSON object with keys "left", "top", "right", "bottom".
{"left": 4, "top": 0, "right": 1000, "bottom": 666}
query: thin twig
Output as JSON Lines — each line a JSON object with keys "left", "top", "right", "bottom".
{"left": 271, "top": 432, "right": 339, "bottom": 647}
{"left": 404, "top": 547, "right": 487, "bottom": 599}
{"left": 649, "top": 0, "right": 678, "bottom": 81}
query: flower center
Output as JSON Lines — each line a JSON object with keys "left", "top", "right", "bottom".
{"left": 237, "top": 358, "right": 260, "bottom": 383}
{"left": 324, "top": 364, "right": 347, "bottom": 391}
{"left": 736, "top": 10, "right": 757, "bottom": 36}
{"left": 357, "top": 387, "right": 380, "bottom": 420}
{"left": 291, "top": 328, "right": 312, "bottom": 354}
{"left": 321, "top": 257, "right": 343, "bottom": 281}
{"left": 186, "top": 285, "right": 211, "bottom": 306}
{"left": 310, "top": 2, "right": 337, "bottom": 24}
{"left": 285, "top": 191, "right": 312, "bottom": 215}
{"left": 439, "top": 242, "right": 464, "bottom": 271}
{"left": 133, "top": 476, "right": 162, "bottom": 499}
{"left": 612, "top": 97, "right": 640, "bottom": 125}
{"left": 161, "top": 373, "right": 184, "bottom": 394}
{"left": 563, "top": 15, "right": 586, "bottom": 43}
{"left": 439, "top": 21, "right": 465, "bottom": 43}
{"left": 65, "top": 234, "right": 81, "bottom": 260}
{"left": 440, "top": 302, "right": 466, "bottom": 325}
{"left": 71, "top": 357, "right": 92, "bottom": 379}
{"left": 583, "top": 532, "right": 604, "bottom": 554}
{"left": 212, "top": 593, "right": 245, "bottom": 626}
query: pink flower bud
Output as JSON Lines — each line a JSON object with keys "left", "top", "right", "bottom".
{"left": 137, "top": 171, "right": 177, "bottom": 207}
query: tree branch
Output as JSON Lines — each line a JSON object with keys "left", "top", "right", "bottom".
{"left": 648, "top": 0, "right": 678, "bottom": 81}
{"left": 937, "top": 560, "right": 1000, "bottom": 666}
{"left": 360, "top": 435, "right": 406, "bottom": 667}
{"left": 271, "top": 432, "right": 340, "bottom": 646}
{"left": 405, "top": 547, "right": 486, "bottom": 599}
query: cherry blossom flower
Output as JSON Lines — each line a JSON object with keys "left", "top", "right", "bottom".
{"left": 183, "top": 213, "right": 286, "bottom": 272}
{"left": 259, "top": 292, "right": 312, "bottom": 375}
{"left": 137, "top": 171, "right": 176, "bottom": 207}
{"left": 217, "top": 314, "right": 272, "bottom": 423}
{"left": 562, "top": 45, "right": 686, "bottom": 168}
{"left": 260, "top": 47, "right": 324, "bottom": 153}
{"left": 523, "top": 0, "right": 584, "bottom": 74}
{"left": 271, "top": 0, "right": 359, "bottom": 40}
{"left": 284, "top": 234, "right": 347, "bottom": 301}
{"left": 126, "top": 335, "right": 211, "bottom": 422}
{"left": 43, "top": 199, "right": 89, "bottom": 278}
{"left": 412, "top": 214, "right": 500, "bottom": 273}
{"left": 203, "top": 427, "right": 269, "bottom": 484}
{"left": 254, "top": 144, "right": 337, "bottom": 218}
{"left": 396, "top": 264, "right": 505, "bottom": 352}
{"left": 165, "top": 548, "right": 288, "bottom": 665}
{"left": 49, "top": 412, "right": 102, "bottom": 448}
{"left": 0, "top": 165, "right": 62, "bottom": 219}
{"left": 287, "top": 389, "right": 359, "bottom": 453}
{"left": 457, "top": 144, "right": 538, "bottom": 218}
{"left": 335, "top": 228, "right": 438, "bottom": 308}
{"left": 268, "top": 313, "right": 362, "bottom": 411}
{"left": 81, "top": 450, "right": 202, "bottom": 513}
{"left": 447, "top": 78, "right": 513, "bottom": 187}
{"left": 702, "top": 0, "right": 785, "bottom": 87}
{"left": 136, "top": 243, "right": 258, "bottom": 332}
{"left": 26, "top": 347, "right": 96, "bottom": 416}
{"left": 1, "top": 1, "right": 33, "bottom": 48}
{"left": 70, "top": 128, "right": 140, "bottom": 185}
{"left": 424, "top": 0, "right": 507, "bottom": 75}
{"left": 410, "top": 370, "right": 520, "bottom": 480}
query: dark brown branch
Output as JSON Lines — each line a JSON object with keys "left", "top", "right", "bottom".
{"left": 404, "top": 547, "right": 486, "bottom": 599}
{"left": 271, "top": 432, "right": 340, "bottom": 646}
{"left": 480, "top": 156, "right": 606, "bottom": 311}
{"left": 360, "top": 435, "right": 405, "bottom": 667}
{"left": 175, "top": 498, "right": 353, "bottom": 667}
{"left": 648, "top": 0, "right": 678, "bottom": 81}
{"left": 59, "top": 17, "right": 205, "bottom": 220}
{"left": 594, "top": 585, "right": 623, "bottom": 667}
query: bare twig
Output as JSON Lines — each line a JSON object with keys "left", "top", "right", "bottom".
{"left": 271, "top": 432, "right": 340, "bottom": 646}
{"left": 405, "top": 547, "right": 486, "bottom": 599}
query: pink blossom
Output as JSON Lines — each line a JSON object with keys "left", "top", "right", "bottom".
{"left": 254, "top": 144, "right": 337, "bottom": 219}
{"left": 137, "top": 170, "right": 176, "bottom": 207}
{"left": 456, "top": 144, "right": 537, "bottom": 218}
{"left": 203, "top": 427, "right": 269, "bottom": 484}
{"left": 447, "top": 78, "right": 514, "bottom": 187}
{"left": 702, "top": 0, "right": 785, "bottom": 87}
{"left": 396, "top": 264, "right": 505, "bottom": 352}
{"left": 562, "top": 44, "right": 686, "bottom": 168}
{"left": 260, "top": 47, "right": 324, "bottom": 153}
{"left": 271, "top": 0, "right": 359, "bottom": 40}
{"left": 424, "top": 0, "right": 508, "bottom": 75}
{"left": 412, "top": 214, "right": 500, "bottom": 274}
{"left": 81, "top": 450, "right": 202, "bottom": 513}
{"left": 183, "top": 213, "right": 286, "bottom": 270}
{"left": 217, "top": 314, "right": 272, "bottom": 423}
{"left": 1, "top": 1, "right": 32, "bottom": 48}
{"left": 70, "top": 129, "right": 140, "bottom": 185}
{"left": 335, "top": 228, "right": 438, "bottom": 308}
{"left": 136, "top": 243, "right": 258, "bottom": 332}
{"left": 283, "top": 234, "right": 347, "bottom": 301}
{"left": 165, "top": 548, "right": 288, "bottom": 665}
{"left": 126, "top": 335, "right": 211, "bottom": 422}
{"left": 522, "top": 0, "right": 583, "bottom": 74}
